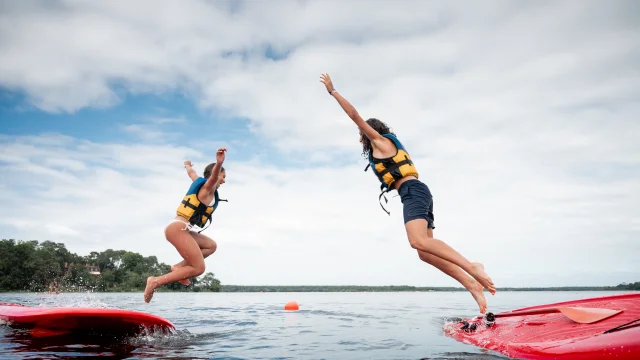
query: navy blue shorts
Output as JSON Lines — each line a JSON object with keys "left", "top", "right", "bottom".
{"left": 398, "top": 179, "right": 435, "bottom": 228}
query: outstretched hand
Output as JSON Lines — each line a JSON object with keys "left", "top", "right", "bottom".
{"left": 184, "top": 160, "right": 193, "bottom": 167}
{"left": 320, "top": 73, "right": 335, "bottom": 94}
{"left": 216, "top": 148, "right": 227, "bottom": 164}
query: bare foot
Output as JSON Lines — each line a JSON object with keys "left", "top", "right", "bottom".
{"left": 171, "top": 265, "right": 190, "bottom": 286}
{"left": 144, "top": 277, "right": 159, "bottom": 303}
{"left": 466, "top": 280, "right": 487, "bottom": 314}
{"left": 470, "top": 262, "right": 496, "bottom": 295}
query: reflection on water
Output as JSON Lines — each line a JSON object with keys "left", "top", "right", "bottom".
{"left": 1, "top": 325, "right": 230, "bottom": 359}
{"left": 4, "top": 328, "right": 142, "bottom": 359}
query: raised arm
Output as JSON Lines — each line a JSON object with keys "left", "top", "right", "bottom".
{"left": 201, "top": 148, "right": 226, "bottom": 192}
{"left": 184, "top": 160, "right": 199, "bottom": 181}
{"left": 320, "top": 73, "right": 383, "bottom": 143}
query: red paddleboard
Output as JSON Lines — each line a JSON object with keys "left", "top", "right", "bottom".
{"left": 0, "top": 303, "right": 174, "bottom": 337}
{"left": 444, "top": 293, "right": 640, "bottom": 359}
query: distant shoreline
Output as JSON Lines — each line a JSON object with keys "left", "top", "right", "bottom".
{"left": 3, "top": 286, "right": 638, "bottom": 294}
{"left": 218, "top": 285, "right": 640, "bottom": 292}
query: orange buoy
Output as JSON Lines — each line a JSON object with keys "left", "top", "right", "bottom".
{"left": 284, "top": 301, "right": 299, "bottom": 311}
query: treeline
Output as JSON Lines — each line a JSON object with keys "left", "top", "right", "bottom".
{"left": 614, "top": 282, "right": 640, "bottom": 290}
{"left": 2, "top": 239, "right": 637, "bottom": 294}
{"left": 0, "top": 239, "right": 221, "bottom": 293}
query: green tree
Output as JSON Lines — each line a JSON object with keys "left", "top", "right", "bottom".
{"left": 198, "top": 272, "right": 221, "bottom": 292}
{"left": 0, "top": 239, "right": 222, "bottom": 293}
{"left": 0, "top": 239, "right": 38, "bottom": 290}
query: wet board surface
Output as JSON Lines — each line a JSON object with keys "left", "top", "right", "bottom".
{"left": 444, "top": 293, "right": 640, "bottom": 360}
{"left": 0, "top": 303, "right": 174, "bottom": 336}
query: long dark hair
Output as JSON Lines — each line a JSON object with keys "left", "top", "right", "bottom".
{"left": 360, "top": 118, "right": 395, "bottom": 157}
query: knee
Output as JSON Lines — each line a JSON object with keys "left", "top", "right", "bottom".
{"left": 209, "top": 240, "right": 217, "bottom": 253}
{"left": 202, "top": 240, "right": 217, "bottom": 257}
{"left": 408, "top": 234, "right": 434, "bottom": 251}
{"left": 193, "top": 265, "right": 205, "bottom": 277}
{"left": 192, "top": 262, "right": 206, "bottom": 276}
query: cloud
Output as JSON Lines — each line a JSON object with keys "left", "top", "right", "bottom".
{"left": 0, "top": 1, "right": 639, "bottom": 288}
{"left": 2, "top": 1, "right": 638, "bottom": 158}
{"left": 120, "top": 124, "right": 167, "bottom": 141}
{"left": 144, "top": 116, "right": 186, "bottom": 125}
{"left": 45, "top": 223, "right": 81, "bottom": 237}
{"left": 118, "top": 114, "right": 188, "bottom": 142}
{"left": 1, "top": 133, "right": 638, "bottom": 288}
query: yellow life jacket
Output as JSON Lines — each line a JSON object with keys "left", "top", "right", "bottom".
{"left": 364, "top": 133, "right": 419, "bottom": 214}
{"left": 176, "top": 177, "right": 226, "bottom": 231}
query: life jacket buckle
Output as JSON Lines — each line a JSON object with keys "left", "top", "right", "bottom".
{"left": 378, "top": 184, "right": 391, "bottom": 216}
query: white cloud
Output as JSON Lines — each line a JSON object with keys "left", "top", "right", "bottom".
{"left": 120, "top": 124, "right": 168, "bottom": 141}
{"left": 45, "top": 223, "right": 81, "bottom": 237}
{"left": 0, "top": 0, "right": 639, "bottom": 289}
{"left": 144, "top": 116, "right": 186, "bottom": 125}
{"left": 0, "top": 133, "right": 638, "bottom": 289}
{"left": 119, "top": 115, "right": 190, "bottom": 142}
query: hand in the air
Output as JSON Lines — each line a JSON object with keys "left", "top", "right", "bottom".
{"left": 184, "top": 160, "right": 193, "bottom": 167}
{"left": 216, "top": 148, "right": 227, "bottom": 163}
{"left": 320, "top": 73, "right": 335, "bottom": 94}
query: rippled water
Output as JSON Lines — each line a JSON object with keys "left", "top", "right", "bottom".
{"left": 0, "top": 291, "right": 628, "bottom": 359}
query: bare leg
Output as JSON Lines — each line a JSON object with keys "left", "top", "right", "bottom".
{"left": 405, "top": 219, "right": 496, "bottom": 294}
{"left": 172, "top": 232, "right": 217, "bottom": 285}
{"left": 171, "top": 264, "right": 191, "bottom": 286}
{"left": 418, "top": 229, "right": 487, "bottom": 313}
{"left": 144, "top": 222, "right": 206, "bottom": 303}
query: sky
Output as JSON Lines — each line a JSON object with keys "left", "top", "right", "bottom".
{"left": 1, "top": 0, "right": 639, "bottom": 289}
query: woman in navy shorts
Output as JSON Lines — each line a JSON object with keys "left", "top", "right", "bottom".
{"left": 320, "top": 73, "right": 496, "bottom": 314}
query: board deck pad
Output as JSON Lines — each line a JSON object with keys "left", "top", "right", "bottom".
{"left": 443, "top": 293, "right": 640, "bottom": 360}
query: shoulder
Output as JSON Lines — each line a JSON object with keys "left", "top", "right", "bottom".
{"left": 381, "top": 133, "right": 399, "bottom": 142}
{"left": 381, "top": 133, "right": 405, "bottom": 149}
{"left": 188, "top": 177, "right": 207, "bottom": 191}
{"left": 376, "top": 133, "right": 403, "bottom": 149}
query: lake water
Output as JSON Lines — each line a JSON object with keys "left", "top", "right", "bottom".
{"left": 0, "top": 291, "right": 631, "bottom": 359}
